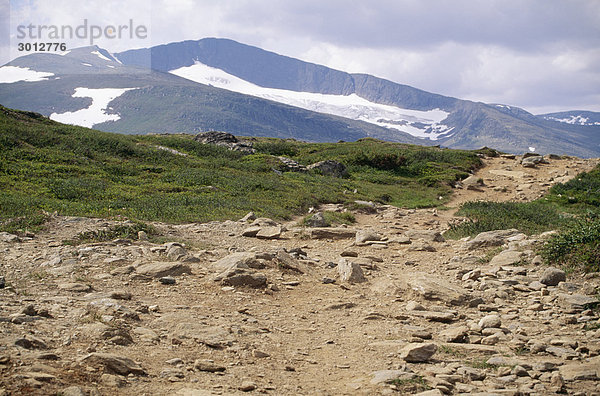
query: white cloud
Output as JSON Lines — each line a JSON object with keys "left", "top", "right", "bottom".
{"left": 4, "top": 0, "right": 600, "bottom": 113}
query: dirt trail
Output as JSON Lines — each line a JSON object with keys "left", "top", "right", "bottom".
{"left": 1, "top": 154, "right": 599, "bottom": 396}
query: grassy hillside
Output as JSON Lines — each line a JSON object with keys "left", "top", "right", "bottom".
{"left": 0, "top": 105, "right": 481, "bottom": 230}
{"left": 445, "top": 164, "right": 600, "bottom": 272}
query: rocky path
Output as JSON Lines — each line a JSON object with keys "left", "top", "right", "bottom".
{"left": 1, "top": 154, "right": 599, "bottom": 395}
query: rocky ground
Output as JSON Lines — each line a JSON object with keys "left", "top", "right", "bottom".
{"left": 1, "top": 154, "right": 600, "bottom": 396}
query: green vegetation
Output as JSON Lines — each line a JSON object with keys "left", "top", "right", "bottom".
{"left": 446, "top": 161, "right": 600, "bottom": 273}
{"left": 388, "top": 376, "right": 431, "bottom": 393}
{"left": 0, "top": 106, "right": 482, "bottom": 228}
{"left": 542, "top": 214, "right": 600, "bottom": 273}
{"left": 444, "top": 201, "right": 566, "bottom": 239}
{"left": 63, "top": 221, "right": 156, "bottom": 245}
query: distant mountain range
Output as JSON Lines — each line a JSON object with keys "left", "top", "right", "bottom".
{"left": 0, "top": 37, "right": 599, "bottom": 157}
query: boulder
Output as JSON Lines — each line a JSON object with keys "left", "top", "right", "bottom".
{"left": 212, "top": 252, "right": 260, "bottom": 272}
{"left": 255, "top": 226, "right": 282, "bottom": 239}
{"left": 306, "top": 160, "right": 348, "bottom": 178}
{"left": 356, "top": 230, "right": 383, "bottom": 244}
{"left": 540, "top": 267, "right": 566, "bottom": 286}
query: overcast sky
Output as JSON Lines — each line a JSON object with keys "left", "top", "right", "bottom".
{"left": 5, "top": 0, "right": 600, "bottom": 114}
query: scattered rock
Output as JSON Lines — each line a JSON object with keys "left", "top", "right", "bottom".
{"left": 194, "top": 359, "right": 226, "bottom": 372}
{"left": 338, "top": 258, "right": 366, "bottom": 283}
{"left": 405, "top": 230, "right": 445, "bottom": 243}
{"left": 355, "top": 230, "right": 383, "bottom": 244}
{"left": 478, "top": 315, "right": 501, "bottom": 329}
{"left": 58, "top": 282, "right": 91, "bottom": 292}
{"left": 81, "top": 353, "right": 146, "bottom": 376}
{"left": 306, "top": 160, "right": 348, "bottom": 178}
{"left": 134, "top": 262, "right": 192, "bottom": 279}
{"left": 400, "top": 343, "right": 437, "bottom": 362}
{"left": 540, "top": 267, "right": 566, "bottom": 286}
{"left": 466, "top": 229, "right": 521, "bottom": 250}
{"left": 309, "top": 228, "right": 356, "bottom": 239}
{"left": 306, "top": 212, "right": 328, "bottom": 227}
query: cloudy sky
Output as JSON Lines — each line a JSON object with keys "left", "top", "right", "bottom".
{"left": 5, "top": 0, "right": 600, "bottom": 114}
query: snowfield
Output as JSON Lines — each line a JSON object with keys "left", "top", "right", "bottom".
{"left": 91, "top": 50, "right": 112, "bottom": 62}
{"left": 170, "top": 62, "right": 453, "bottom": 140}
{"left": 50, "top": 87, "right": 137, "bottom": 127}
{"left": 0, "top": 66, "right": 54, "bottom": 83}
{"left": 543, "top": 115, "right": 600, "bottom": 126}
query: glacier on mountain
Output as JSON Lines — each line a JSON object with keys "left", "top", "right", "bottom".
{"left": 170, "top": 62, "right": 454, "bottom": 140}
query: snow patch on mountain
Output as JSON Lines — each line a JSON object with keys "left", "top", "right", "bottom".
{"left": 170, "top": 62, "right": 453, "bottom": 140}
{"left": 91, "top": 50, "right": 112, "bottom": 62}
{"left": 0, "top": 66, "right": 54, "bottom": 83}
{"left": 50, "top": 87, "right": 137, "bottom": 127}
{"left": 543, "top": 115, "right": 600, "bottom": 126}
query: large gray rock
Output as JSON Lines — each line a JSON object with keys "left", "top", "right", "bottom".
{"left": 134, "top": 262, "right": 191, "bottom": 279}
{"left": 466, "top": 229, "right": 521, "bottom": 250}
{"left": 80, "top": 353, "right": 145, "bottom": 375}
{"left": 194, "top": 131, "right": 255, "bottom": 153}
{"left": 306, "top": 160, "right": 348, "bottom": 178}
{"left": 540, "top": 267, "right": 566, "bottom": 286}
{"left": 338, "top": 258, "right": 366, "bottom": 283}
{"left": 400, "top": 343, "right": 437, "bottom": 362}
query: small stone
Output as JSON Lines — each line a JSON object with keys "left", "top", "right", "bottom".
{"left": 252, "top": 350, "right": 270, "bottom": 358}
{"left": 322, "top": 277, "right": 336, "bottom": 284}
{"left": 478, "top": 315, "right": 501, "bottom": 329}
{"left": 338, "top": 258, "right": 366, "bottom": 283}
{"left": 512, "top": 365, "right": 529, "bottom": 377}
{"left": 137, "top": 231, "right": 148, "bottom": 241}
{"left": 58, "top": 282, "right": 91, "bottom": 292}
{"left": 406, "top": 301, "right": 426, "bottom": 311}
{"left": 239, "top": 381, "right": 257, "bottom": 392}
{"left": 159, "top": 276, "right": 176, "bottom": 285}
{"left": 540, "top": 267, "right": 566, "bottom": 286}
{"left": 80, "top": 353, "right": 145, "bottom": 376}
{"left": 194, "top": 359, "right": 226, "bottom": 372}
{"left": 439, "top": 325, "right": 469, "bottom": 343}
{"left": 61, "top": 386, "right": 87, "bottom": 396}
{"left": 481, "top": 334, "right": 499, "bottom": 345}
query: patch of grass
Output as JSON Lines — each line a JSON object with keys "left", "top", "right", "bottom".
{"left": 464, "top": 358, "right": 499, "bottom": 370}
{"left": 389, "top": 376, "right": 431, "bottom": 393}
{"left": 542, "top": 213, "right": 600, "bottom": 273}
{"left": 438, "top": 345, "right": 467, "bottom": 358}
{"left": 0, "top": 211, "right": 50, "bottom": 235}
{"left": 63, "top": 221, "right": 156, "bottom": 245}
{"left": 0, "top": 105, "right": 484, "bottom": 225}
{"left": 444, "top": 201, "right": 566, "bottom": 239}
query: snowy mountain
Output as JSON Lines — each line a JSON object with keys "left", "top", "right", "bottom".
{"left": 1, "top": 39, "right": 599, "bottom": 157}
{"left": 539, "top": 111, "right": 600, "bottom": 126}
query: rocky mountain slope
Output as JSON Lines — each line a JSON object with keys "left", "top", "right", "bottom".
{"left": 1, "top": 153, "right": 599, "bottom": 395}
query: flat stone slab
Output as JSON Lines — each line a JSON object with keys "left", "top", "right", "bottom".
{"left": 309, "top": 228, "right": 356, "bottom": 239}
